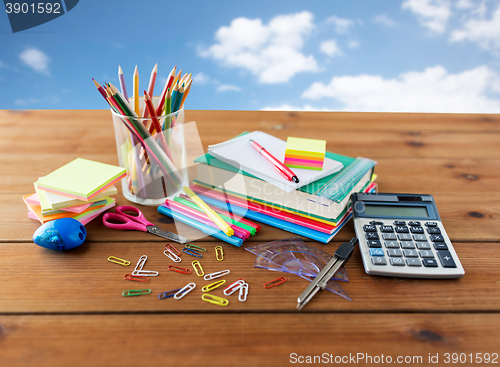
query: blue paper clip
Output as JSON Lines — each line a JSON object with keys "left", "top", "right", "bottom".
{"left": 158, "top": 288, "right": 181, "bottom": 299}
{"left": 182, "top": 247, "right": 203, "bottom": 258}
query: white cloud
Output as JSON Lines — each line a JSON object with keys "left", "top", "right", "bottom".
{"left": 302, "top": 65, "right": 500, "bottom": 113}
{"left": 216, "top": 84, "right": 241, "bottom": 93}
{"left": 348, "top": 40, "right": 360, "bottom": 48}
{"left": 320, "top": 40, "right": 342, "bottom": 57}
{"left": 373, "top": 14, "right": 396, "bottom": 26}
{"left": 450, "top": 4, "right": 500, "bottom": 50}
{"left": 200, "top": 12, "right": 319, "bottom": 83}
{"left": 193, "top": 72, "right": 211, "bottom": 85}
{"left": 402, "top": 0, "right": 451, "bottom": 33}
{"left": 326, "top": 15, "right": 355, "bottom": 33}
{"left": 19, "top": 48, "right": 50, "bottom": 75}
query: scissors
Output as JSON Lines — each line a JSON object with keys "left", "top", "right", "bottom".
{"left": 102, "top": 205, "right": 186, "bottom": 244}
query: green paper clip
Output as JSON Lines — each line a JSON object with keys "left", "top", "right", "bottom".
{"left": 185, "top": 244, "right": 207, "bottom": 252}
{"left": 122, "top": 289, "right": 152, "bottom": 297}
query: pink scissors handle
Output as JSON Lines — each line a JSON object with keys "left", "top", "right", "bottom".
{"left": 115, "top": 205, "right": 154, "bottom": 226}
{"left": 102, "top": 213, "right": 148, "bottom": 231}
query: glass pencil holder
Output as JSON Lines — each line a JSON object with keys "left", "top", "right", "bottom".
{"left": 111, "top": 96, "right": 189, "bottom": 206}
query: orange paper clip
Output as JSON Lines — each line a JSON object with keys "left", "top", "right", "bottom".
{"left": 167, "top": 265, "right": 191, "bottom": 274}
{"left": 124, "top": 274, "right": 149, "bottom": 282}
{"left": 263, "top": 277, "right": 287, "bottom": 289}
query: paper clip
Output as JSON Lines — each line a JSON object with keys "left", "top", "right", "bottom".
{"left": 132, "top": 255, "right": 159, "bottom": 277}
{"left": 182, "top": 248, "right": 203, "bottom": 258}
{"left": 215, "top": 246, "right": 224, "bottom": 261}
{"left": 165, "top": 243, "right": 181, "bottom": 256}
{"left": 164, "top": 249, "right": 182, "bottom": 263}
{"left": 192, "top": 261, "right": 204, "bottom": 276}
{"left": 158, "top": 288, "right": 181, "bottom": 299}
{"left": 238, "top": 283, "right": 249, "bottom": 302}
{"left": 122, "top": 289, "right": 151, "bottom": 297}
{"left": 174, "top": 282, "right": 196, "bottom": 300}
{"left": 204, "top": 269, "right": 230, "bottom": 281}
{"left": 223, "top": 279, "right": 245, "bottom": 296}
{"left": 108, "top": 256, "right": 130, "bottom": 266}
{"left": 185, "top": 243, "right": 207, "bottom": 252}
{"left": 124, "top": 274, "right": 149, "bottom": 282}
{"left": 263, "top": 277, "right": 287, "bottom": 289}
{"left": 167, "top": 265, "right": 192, "bottom": 274}
{"left": 201, "top": 294, "right": 229, "bottom": 306}
{"left": 202, "top": 279, "right": 226, "bottom": 292}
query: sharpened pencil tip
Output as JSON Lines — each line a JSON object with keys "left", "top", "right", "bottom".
{"left": 118, "top": 65, "right": 123, "bottom": 74}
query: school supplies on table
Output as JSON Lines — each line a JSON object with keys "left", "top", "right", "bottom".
{"left": 250, "top": 139, "right": 299, "bottom": 183}
{"left": 207, "top": 131, "right": 344, "bottom": 192}
{"left": 297, "top": 237, "right": 358, "bottom": 310}
{"left": 32, "top": 218, "right": 87, "bottom": 251}
{"left": 284, "top": 137, "right": 326, "bottom": 171}
{"left": 102, "top": 205, "right": 186, "bottom": 244}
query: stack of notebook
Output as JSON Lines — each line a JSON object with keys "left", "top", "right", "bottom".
{"left": 191, "top": 131, "right": 377, "bottom": 243}
{"left": 23, "top": 158, "right": 125, "bottom": 225}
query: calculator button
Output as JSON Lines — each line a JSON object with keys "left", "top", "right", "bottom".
{"left": 419, "top": 250, "right": 434, "bottom": 258}
{"left": 384, "top": 241, "right": 399, "bottom": 248}
{"left": 427, "top": 227, "right": 441, "bottom": 234}
{"left": 437, "top": 251, "right": 457, "bottom": 268}
{"left": 395, "top": 226, "right": 409, "bottom": 233}
{"left": 430, "top": 234, "right": 445, "bottom": 242}
{"left": 416, "top": 242, "right": 431, "bottom": 250}
{"left": 387, "top": 249, "right": 402, "bottom": 257}
{"left": 372, "top": 257, "right": 387, "bottom": 265}
{"left": 380, "top": 225, "right": 394, "bottom": 233}
{"left": 422, "top": 258, "right": 438, "bottom": 267}
{"left": 382, "top": 233, "right": 397, "bottom": 240}
{"left": 363, "top": 225, "right": 377, "bottom": 232}
{"left": 408, "top": 221, "right": 421, "bottom": 226}
{"left": 410, "top": 226, "right": 424, "bottom": 234}
{"left": 390, "top": 258, "right": 405, "bottom": 266}
{"left": 403, "top": 249, "right": 418, "bottom": 257}
{"left": 433, "top": 243, "right": 448, "bottom": 250}
{"left": 369, "top": 248, "right": 385, "bottom": 256}
{"left": 425, "top": 222, "right": 438, "bottom": 227}
{"left": 367, "top": 240, "right": 382, "bottom": 248}
{"left": 369, "top": 221, "right": 384, "bottom": 225}
{"left": 400, "top": 242, "right": 415, "bottom": 249}
{"left": 366, "top": 232, "right": 379, "bottom": 240}
{"left": 394, "top": 221, "right": 406, "bottom": 226}
{"left": 406, "top": 258, "right": 422, "bottom": 267}
{"left": 398, "top": 233, "right": 412, "bottom": 241}
{"left": 413, "top": 234, "right": 427, "bottom": 241}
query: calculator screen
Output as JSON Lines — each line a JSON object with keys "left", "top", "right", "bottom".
{"left": 364, "top": 204, "right": 429, "bottom": 218}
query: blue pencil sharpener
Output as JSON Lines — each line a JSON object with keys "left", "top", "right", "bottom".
{"left": 33, "top": 218, "right": 87, "bottom": 251}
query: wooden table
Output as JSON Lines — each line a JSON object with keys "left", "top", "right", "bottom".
{"left": 1, "top": 110, "right": 499, "bottom": 366}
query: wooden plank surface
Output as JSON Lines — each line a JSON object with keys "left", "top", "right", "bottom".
{"left": 1, "top": 109, "right": 499, "bottom": 366}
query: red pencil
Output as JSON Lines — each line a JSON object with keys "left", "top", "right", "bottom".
{"left": 156, "top": 65, "right": 176, "bottom": 116}
{"left": 143, "top": 91, "right": 162, "bottom": 133}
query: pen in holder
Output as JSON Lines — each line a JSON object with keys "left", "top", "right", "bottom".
{"left": 111, "top": 96, "right": 189, "bottom": 206}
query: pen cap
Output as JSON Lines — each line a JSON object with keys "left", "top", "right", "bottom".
{"left": 33, "top": 218, "right": 87, "bottom": 251}
{"left": 334, "top": 237, "right": 358, "bottom": 261}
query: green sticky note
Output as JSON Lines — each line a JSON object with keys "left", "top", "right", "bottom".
{"left": 285, "top": 137, "right": 326, "bottom": 158}
{"left": 36, "top": 158, "right": 126, "bottom": 201}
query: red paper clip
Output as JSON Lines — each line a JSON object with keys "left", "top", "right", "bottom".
{"left": 124, "top": 274, "right": 150, "bottom": 282}
{"left": 165, "top": 243, "right": 181, "bottom": 256}
{"left": 223, "top": 278, "right": 245, "bottom": 296}
{"left": 167, "top": 265, "right": 192, "bottom": 274}
{"left": 263, "top": 277, "right": 287, "bottom": 289}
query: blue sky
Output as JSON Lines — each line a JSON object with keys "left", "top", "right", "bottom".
{"left": 0, "top": 0, "right": 499, "bottom": 112}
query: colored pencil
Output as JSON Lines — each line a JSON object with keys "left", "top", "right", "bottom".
{"left": 156, "top": 65, "right": 176, "bottom": 116}
{"left": 92, "top": 79, "right": 108, "bottom": 100}
{"left": 180, "top": 79, "right": 192, "bottom": 109}
{"left": 173, "top": 84, "right": 184, "bottom": 112}
{"left": 143, "top": 91, "right": 162, "bottom": 134}
{"left": 133, "top": 65, "right": 139, "bottom": 115}
{"left": 118, "top": 65, "right": 128, "bottom": 101}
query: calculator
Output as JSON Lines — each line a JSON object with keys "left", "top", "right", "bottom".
{"left": 352, "top": 193, "right": 464, "bottom": 279}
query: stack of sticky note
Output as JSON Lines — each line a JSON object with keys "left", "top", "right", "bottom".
{"left": 23, "top": 158, "right": 126, "bottom": 225}
{"left": 284, "top": 137, "right": 327, "bottom": 171}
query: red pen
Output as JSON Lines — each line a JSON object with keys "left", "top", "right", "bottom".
{"left": 250, "top": 139, "right": 300, "bottom": 183}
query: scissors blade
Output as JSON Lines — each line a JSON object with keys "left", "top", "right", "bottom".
{"left": 146, "top": 226, "right": 187, "bottom": 244}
